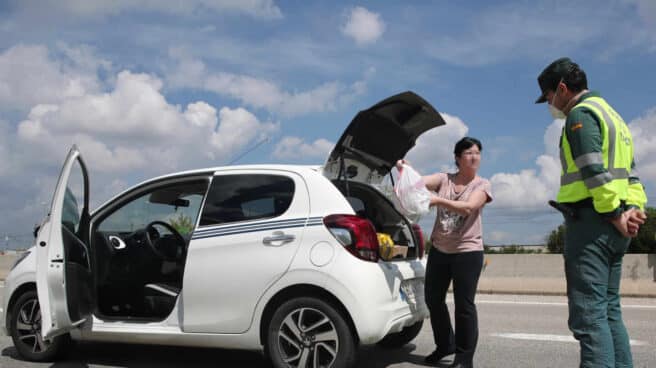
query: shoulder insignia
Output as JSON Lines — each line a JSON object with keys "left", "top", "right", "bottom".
{"left": 570, "top": 122, "right": 583, "bottom": 131}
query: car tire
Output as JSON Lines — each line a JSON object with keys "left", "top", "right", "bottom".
{"left": 376, "top": 320, "right": 423, "bottom": 349}
{"left": 9, "top": 290, "right": 71, "bottom": 362}
{"left": 266, "top": 297, "right": 357, "bottom": 368}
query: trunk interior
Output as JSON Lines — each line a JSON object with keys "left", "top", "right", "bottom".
{"left": 331, "top": 180, "right": 421, "bottom": 260}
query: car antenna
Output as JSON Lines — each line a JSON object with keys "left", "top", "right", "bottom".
{"left": 228, "top": 136, "right": 270, "bottom": 165}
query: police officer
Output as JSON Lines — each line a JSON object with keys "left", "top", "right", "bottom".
{"left": 535, "top": 57, "right": 647, "bottom": 368}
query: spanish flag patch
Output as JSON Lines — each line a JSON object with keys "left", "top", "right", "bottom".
{"left": 570, "top": 122, "right": 583, "bottom": 131}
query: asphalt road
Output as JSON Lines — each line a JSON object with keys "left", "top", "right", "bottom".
{"left": 1, "top": 285, "right": 655, "bottom": 368}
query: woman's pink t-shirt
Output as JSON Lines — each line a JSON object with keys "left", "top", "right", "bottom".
{"left": 429, "top": 173, "right": 493, "bottom": 254}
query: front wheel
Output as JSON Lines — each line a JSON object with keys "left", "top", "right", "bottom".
{"left": 266, "top": 297, "right": 357, "bottom": 368}
{"left": 9, "top": 290, "right": 70, "bottom": 361}
{"left": 376, "top": 320, "right": 423, "bottom": 349}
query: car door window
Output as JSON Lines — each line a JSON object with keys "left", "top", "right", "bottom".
{"left": 98, "top": 180, "right": 207, "bottom": 237}
{"left": 199, "top": 174, "right": 294, "bottom": 226}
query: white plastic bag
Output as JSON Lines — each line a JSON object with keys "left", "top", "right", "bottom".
{"left": 394, "top": 164, "right": 431, "bottom": 216}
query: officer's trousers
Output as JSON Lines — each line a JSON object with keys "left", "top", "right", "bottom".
{"left": 564, "top": 207, "right": 632, "bottom": 368}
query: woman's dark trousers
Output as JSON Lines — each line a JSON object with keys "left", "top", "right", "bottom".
{"left": 425, "top": 247, "right": 483, "bottom": 365}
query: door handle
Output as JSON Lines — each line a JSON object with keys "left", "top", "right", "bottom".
{"left": 263, "top": 231, "right": 295, "bottom": 246}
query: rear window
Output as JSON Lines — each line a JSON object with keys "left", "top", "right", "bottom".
{"left": 199, "top": 174, "right": 295, "bottom": 226}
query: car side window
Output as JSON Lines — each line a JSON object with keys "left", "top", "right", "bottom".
{"left": 97, "top": 180, "right": 208, "bottom": 237}
{"left": 200, "top": 174, "right": 294, "bottom": 226}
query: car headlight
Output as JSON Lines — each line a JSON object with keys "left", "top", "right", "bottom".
{"left": 10, "top": 250, "right": 31, "bottom": 271}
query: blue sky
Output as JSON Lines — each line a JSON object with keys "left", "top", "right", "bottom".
{"left": 1, "top": 0, "right": 655, "bottom": 248}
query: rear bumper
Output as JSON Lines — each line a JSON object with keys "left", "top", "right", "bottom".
{"left": 324, "top": 253, "right": 428, "bottom": 344}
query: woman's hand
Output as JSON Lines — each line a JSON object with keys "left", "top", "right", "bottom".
{"left": 396, "top": 159, "right": 409, "bottom": 170}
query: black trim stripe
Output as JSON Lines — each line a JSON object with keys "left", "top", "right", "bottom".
{"left": 192, "top": 216, "right": 324, "bottom": 240}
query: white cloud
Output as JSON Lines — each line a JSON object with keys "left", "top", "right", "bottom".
{"left": 404, "top": 113, "right": 469, "bottom": 174}
{"left": 14, "top": 69, "right": 280, "bottom": 173}
{"left": 16, "top": 0, "right": 283, "bottom": 19}
{"left": 341, "top": 6, "right": 386, "bottom": 45}
{"left": 167, "top": 54, "right": 368, "bottom": 117}
{"left": 272, "top": 137, "right": 333, "bottom": 160}
{"left": 210, "top": 107, "right": 279, "bottom": 160}
{"left": 628, "top": 107, "right": 656, "bottom": 185}
{"left": 489, "top": 119, "right": 563, "bottom": 210}
{"left": 0, "top": 44, "right": 104, "bottom": 111}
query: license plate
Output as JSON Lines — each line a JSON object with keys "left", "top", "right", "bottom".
{"left": 400, "top": 278, "right": 424, "bottom": 304}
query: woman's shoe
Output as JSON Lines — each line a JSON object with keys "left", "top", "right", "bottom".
{"left": 424, "top": 348, "right": 456, "bottom": 365}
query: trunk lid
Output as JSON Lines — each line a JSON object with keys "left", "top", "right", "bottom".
{"left": 322, "top": 91, "right": 446, "bottom": 184}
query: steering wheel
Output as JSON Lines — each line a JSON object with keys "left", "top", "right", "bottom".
{"left": 144, "top": 221, "right": 186, "bottom": 262}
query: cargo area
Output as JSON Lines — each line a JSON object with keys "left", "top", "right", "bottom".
{"left": 331, "top": 180, "right": 421, "bottom": 260}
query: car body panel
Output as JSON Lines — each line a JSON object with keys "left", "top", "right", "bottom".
{"left": 182, "top": 168, "right": 310, "bottom": 334}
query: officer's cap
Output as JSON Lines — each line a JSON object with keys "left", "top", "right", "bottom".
{"left": 535, "top": 57, "right": 575, "bottom": 104}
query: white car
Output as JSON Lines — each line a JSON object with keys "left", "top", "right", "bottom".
{"left": 1, "top": 91, "right": 445, "bottom": 368}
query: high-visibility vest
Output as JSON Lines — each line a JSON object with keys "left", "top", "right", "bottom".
{"left": 557, "top": 96, "right": 638, "bottom": 213}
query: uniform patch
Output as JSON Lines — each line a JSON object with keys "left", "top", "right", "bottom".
{"left": 570, "top": 122, "right": 583, "bottom": 131}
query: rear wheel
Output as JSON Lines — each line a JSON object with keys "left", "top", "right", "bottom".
{"left": 9, "top": 290, "right": 70, "bottom": 361}
{"left": 376, "top": 320, "right": 423, "bottom": 349}
{"left": 266, "top": 297, "right": 357, "bottom": 368}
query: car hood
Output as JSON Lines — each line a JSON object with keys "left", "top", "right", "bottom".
{"left": 322, "top": 91, "right": 446, "bottom": 185}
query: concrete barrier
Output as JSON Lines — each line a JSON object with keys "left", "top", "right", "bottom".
{"left": 1, "top": 253, "right": 655, "bottom": 297}
{"left": 478, "top": 254, "right": 656, "bottom": 297}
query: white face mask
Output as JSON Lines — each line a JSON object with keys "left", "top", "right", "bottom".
{"left": 548, "top": 79, "right": 566, "bottom": 119}
{"left": 549, "top": 104, "right": 566, "bottom": 119}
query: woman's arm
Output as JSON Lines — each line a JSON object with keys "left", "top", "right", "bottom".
{"left": 430, "top": 189, "right": 489, "bottom": 217}
{"left": 422, "top": 173, "right": 444, "bottom": 192}
{"left": 395, "top": 159, "right": 443, "bottom": 191}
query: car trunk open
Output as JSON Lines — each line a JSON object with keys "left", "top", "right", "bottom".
{"left": 331, "top": 180, "right": 422, "bottom": 260}
{"left": 323, "top": 91, "right": 446, "bottom": 185}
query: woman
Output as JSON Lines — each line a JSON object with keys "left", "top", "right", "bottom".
{"left": 398, "top": 137, "right": 492, "bottom": 368}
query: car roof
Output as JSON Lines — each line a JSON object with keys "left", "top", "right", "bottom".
{"left": 92, "top": 164, "right": 323, "bottom": 215}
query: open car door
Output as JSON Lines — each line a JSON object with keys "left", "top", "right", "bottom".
{"left": 36, "top": 145, "right": 93, "bottom": 340}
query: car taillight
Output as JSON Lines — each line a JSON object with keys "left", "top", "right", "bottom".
{"left": 323, "top": 214, "right": 379, "bottom": 262}
{"left": 411, "top": 223, "right": 425, "bottom": 259}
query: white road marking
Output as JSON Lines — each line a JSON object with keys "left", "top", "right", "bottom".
{"left": 470, "top": 299, "right": 656, "bottom": 310}
{"left": 492, "top": 333, "right": 649, "bottom": 346}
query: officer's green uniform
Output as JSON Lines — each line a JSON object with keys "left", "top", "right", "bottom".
{"left": 536, "top": 58, "right": 647, "bottom": 368}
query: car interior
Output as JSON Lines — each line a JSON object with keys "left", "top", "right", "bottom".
{"left": 90, "top": 180, "right": 208, "bottom": 321}
{"left": 332, "top": 180, "right": 419, "bottom": 259}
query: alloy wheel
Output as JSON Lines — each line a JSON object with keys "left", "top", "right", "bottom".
{"left": 277, "top": 307, "right": 339, "bottom": 368}
{"left": 14, "top": 298, "right": 49, "bottom": 354}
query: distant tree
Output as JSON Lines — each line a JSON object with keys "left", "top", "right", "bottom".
{"left": 546, "top": 207, "right": 656, "bottom": 254}
{"left": 169, "top": 213, "right": 194, "bottom": 236}
{"left": 546, "top": 224, "right": 566, "bottom": 254}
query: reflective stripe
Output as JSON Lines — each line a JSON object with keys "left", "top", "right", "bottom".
{"left": 579, "top": 100, "right": 617, "bottom": 169}
{"left": 561, "top": 167, "right": 629, "bottom": 186}
{"left": 559, "top": 134, "right": 568, "bottom": 173}
{"left": 574, "top": 152, "right": 604, "bottom": 167}
{"left": 561, "top": 171, "right": 581, "bottom": 186}
{"left": 584, "top": 172, "right": 613, "bottom": 188}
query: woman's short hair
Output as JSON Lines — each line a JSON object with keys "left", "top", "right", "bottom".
{"left": 454, "top": 137, "right": 482, "bottom": 157}
{"left": 454, "top": 137, "right": 482, "bottom": 168}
